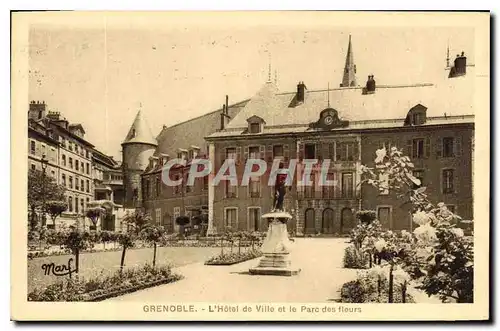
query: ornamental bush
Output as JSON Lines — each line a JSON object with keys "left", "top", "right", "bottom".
{"left": 343, "top": 245, "right": 368, "bottom": 269}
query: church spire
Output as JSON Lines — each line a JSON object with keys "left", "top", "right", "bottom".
{"left": 340, "top": 35, "right": 357, "bottom": 87}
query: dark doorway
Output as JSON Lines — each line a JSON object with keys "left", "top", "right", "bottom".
{"left": 322, "top": 208, "right": 335, "bottom": 234}
{"left": 341, "top": 208, "right": 354, "bottom": 234}
{"left": 304, "top": 208, "right": 315, "bottom": 234}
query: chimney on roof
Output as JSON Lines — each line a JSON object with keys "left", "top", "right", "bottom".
{"left": 29, "top": 100, "right": 47, "bottom": 120}
{"left": 219, "top": 95, "right": 230, "bottom": 130}
{"left": 362, "top": 75, "right": 376, "bottom": 95}
{"left": 296, "top": 81, "right": 307, "bottom": 103}
{"left": 454, "top": 51, "right": 467, "bottom": 75}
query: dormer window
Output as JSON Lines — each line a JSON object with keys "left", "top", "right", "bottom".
{"left": 189, "top": 145, "right": 200, "bottom": 159}
{"left": 177, "top": 148, "right": 188, "bottom": 160}
{"left": 250, "top": 123, "right": 260, "bottom": 134}
{"left": 404, "top": 104, "right": 427, "bottom": 126}
{"left": 246, "top": 115, "right": 265, "bottom": 134}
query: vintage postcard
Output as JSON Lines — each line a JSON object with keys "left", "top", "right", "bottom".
{"left": 11, "top": 11, "right": 490, "bottom": 321}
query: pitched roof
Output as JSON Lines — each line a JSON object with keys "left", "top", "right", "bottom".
{"left": 153, "top": 100, "right": 248, "bottom": 157}
{"left": 209, "top": 66, "right": 476, "bottom": 138}
{"left": 122, "top": 110, "right": 158, "bottom": 146}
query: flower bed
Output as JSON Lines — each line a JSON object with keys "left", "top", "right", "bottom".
{"left": 205, "top": 250, "right": 263, "bottom": 266}
{"left": 27, "top": 264, "right": 183, "bottom": 302}
{"left": 343, "top": 245, "right": 369, "bottom": 269}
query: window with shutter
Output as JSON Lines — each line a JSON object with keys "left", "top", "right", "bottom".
{"left": 283, "top": 144, "right": 289, "bottom": 162}
{"left": 236, "top": 146, "right": 242, "bottom": 164}
{"left": 454, "top": 137, "right": 462, "bottom": 157}
{"left": 443, "top": 137, "right": 454, "bottom": 157}
{"left": 267, "top": 145, "right": 273, "bottom": 162}
{"left": 424, "top": 137, "right": 431, "bottom": 158}
{"left": 436, "top": 137, "right": 443, "bottom": 157}
{"left": 298, "top": 142, "right": 304, "bottom": 161}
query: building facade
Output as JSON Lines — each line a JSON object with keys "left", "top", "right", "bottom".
{"left": 28, "top": 101, "right": 126, "bottom": 229}
{"left": 130, "top": 37, "right": 475, "bottom": 236}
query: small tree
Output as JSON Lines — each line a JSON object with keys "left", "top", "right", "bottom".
{"left": 100, "top": 230, "right": 116, "bottom": 250}
{"left": 62, "top": 227, "right": 96, "bottom": 277}
{"left": 140, "top": 224, "right": 166, "bottom": 267}
{"left": 117, "top": 232, "right": 135, "bottom": 273}
{"left": 86, "top": 207, "right": 106, "bottom": 231}
{"left": 28, "top": 169, "right": 66, "bottom": 228}
{"left": 123, "top": 210, "right": 152, "bottom": 235}
{"left": 175, "top": 216, "right": 190, "bottom": 238}
{"left": 45, "top": 200, "right": 67, "bottom": 229}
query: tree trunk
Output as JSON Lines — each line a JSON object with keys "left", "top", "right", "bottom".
{"left": 75, "top": 248, "right": 80, "bottom": 280}
{"left": 153, "top": 243, "right": 157, "bottom": 267}
{"left": 388, "top": 265, "right": 394, "bottom": 303}
{"left": 221, "top": 237, "right": 224, "bottom": 255}
{"left": 238, "top": 239, "right": 241, "bottom": 255}
{"left": 402, "top": 281, "right": 407, "bottom": 303}
{"left": 369, "top": 253, "right": 372, "bottom": 268}
{"left": 120, "top": 246, "right": 127, "bottom": 272}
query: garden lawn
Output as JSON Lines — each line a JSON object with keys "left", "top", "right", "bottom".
{"left": 28, "top": 246, "right": 220, "bottom": 293}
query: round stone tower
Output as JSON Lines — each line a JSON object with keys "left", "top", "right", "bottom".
{"left": 121, "top": 110, "right": 157, "bottom": 208}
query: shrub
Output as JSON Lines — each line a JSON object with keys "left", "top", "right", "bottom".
{"left": 340, "top": 270, "right": 415, "bottom": 303}
{"left": 343, "top": 245, "right": 368, "bottom": 269}
{"left": 205, "top": 249, "right": 262, "bottom": 265}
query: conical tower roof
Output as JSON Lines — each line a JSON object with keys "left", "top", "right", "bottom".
{"left": 122, "top": 110, "right": 157, "bottom": 146}
{"left": 341, "top": 35, "right": 357, "bottom": 87}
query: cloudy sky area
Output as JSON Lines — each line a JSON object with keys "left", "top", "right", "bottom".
{"left": 28, "top": 14, "right": 474, "bottom": 161}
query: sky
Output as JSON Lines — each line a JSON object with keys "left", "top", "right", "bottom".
{"left": 27, "top": 14, "right": 475, "bottom": 161}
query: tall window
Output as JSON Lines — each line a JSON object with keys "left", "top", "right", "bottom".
{"left": 69, "top": 142, "right": 73, "bottom": 151}
{"left": 226, "top": 147, "right": 236, "bottom": 160}
{"left": 443, "top": 169, "right": 454, "bottom": 194}
{"left": 86, "top": 180, "right": 90, "bottom": 193}
{"left": 62, "top": 154, "right": 66, "bottom": 167}
{"left": 80, "top": 179, "right": 84, "bottom": 191}
{"left": 155, "top": 208, "right": 162, "bottom": 225}
{"left": 443, "top": 137, "right": 455, "bottom": 157}
{"left": 203, "top": 176, "right": 208, "bottom": 190}
{"left": 412, "top": 139, "right": 425, "bottom": 159}
{"left": 62, "top": 174, "right": 66, "bottom": 186}
{"left": 69, "top": 176, "right": 73, "bottom": 189}
{"left": 378, "top": 207, "right": 391, "bottom": 229}
{"left": 68, "top": 196, "right": 73, "bottom": 212}
{"left": 225, "top": 208, "right": 238, "bottom": 229}
{"left": 341, "top": 172, "right": 354, "bottom": 198}
{"left": 225, "top": 180, "right": 236, "bottom": 198}
{"left": 304, "top": 144, "right": 316, "bottom": 159}
{"left": 249, "top": 177, "right": 260, "bottom": 198}
{"left": 249, "top": 207, "right": 261, "bottom": 231}
{"left": 173, "top": 174, "right": 180, "bottom": 195}
{"left": 304, "top": 173, "right": 315, "bottom": 198}
{"left": 75, "top": 178, "right": 79, "bottom": 191}
{"left": 322, "top": 173, "right": 335, "bottom": 198}
{"left": 248, "top": 146, "right": 260, "bottom": 159}
{"left": 412, "top": 112, "right": 424, "bottom": 125}
{"left": 75, "top": 160, "right": 79, "bottom": 171}
{"left": 86, "top": 163, "right": 90, "bottom": 174}
{"left": 75, "top": 197, "right": 79, "bottom": 214}
{"left": 337, "top": 142, "right": 356, "bottom": 161}
{"left": 86, "top": 150, "right": 89, "bottom": 158}
{"left": 30, "top": 140, "right": 36, "bottom": 154}
{"left": 69, "top": 157, "right": 73, "bottom": 169}
{"left": 273, "top": 145, "right": 284, "bottom": 159}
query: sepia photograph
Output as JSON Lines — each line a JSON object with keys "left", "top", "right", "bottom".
{"left": 10, "top": 10, "right": 490, "bottom": 321}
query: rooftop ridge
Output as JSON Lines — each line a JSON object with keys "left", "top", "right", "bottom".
{"left": 276, "top": 83, "right": 435, "bottom": 96}
{"left": 157, "top": 98, "right": 250, "bottom": 134}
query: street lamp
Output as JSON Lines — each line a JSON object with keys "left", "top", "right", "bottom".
{"left": 40, "top": 154, "right": 48, "bottom": 227}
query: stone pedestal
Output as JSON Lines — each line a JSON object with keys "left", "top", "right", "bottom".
{"left": 249, "top": 211, "right": 301, "bottom": 276}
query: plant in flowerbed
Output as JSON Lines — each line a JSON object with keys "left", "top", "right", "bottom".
{"left": 342, "top": 145, "right": 474, "bottom": 303}
{"left": 205, "top": 229, "right": 263, "bottom": 265}
{"left": 27, "top": 264, "right": 183, "bottom": 302}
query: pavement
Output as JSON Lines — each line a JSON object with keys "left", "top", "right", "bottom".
{"left": 108, "top": 238, "right": 358, "bottom": 302}
{"left": 108, "top": 238, "right": 442, "bottom": 303}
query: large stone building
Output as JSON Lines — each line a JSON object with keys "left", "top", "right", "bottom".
{"left": 133, "top": 37, "right": 475, "bottom": 236}
{"left": 28, "top": 101, "right": 126, "bottom": 229}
